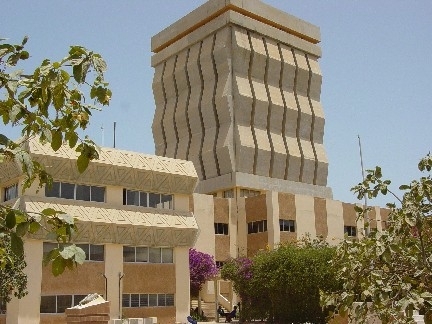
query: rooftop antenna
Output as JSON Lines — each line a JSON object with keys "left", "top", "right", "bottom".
{"left": 113, "top": 121, "right": 116, "bottom": 148}
{"left": 101, "top": 124, "right": 104, "bottom": 146}
{"left": 358, "top": 135, "right": 369, "bottom": 236}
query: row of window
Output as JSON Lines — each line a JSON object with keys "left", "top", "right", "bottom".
{"left": 248, "top": 220, "right": 268, "bottom": 234}
{"left": 122, "top": 294, "right": 174, "bottom": 308}
{"left": 42, "top": 243, "right": 174, "bottom": 263}
{"left": 42, "top": 181, "right": 174, "bottom": 209}
{"left": 280, "top": 219, "right": 295, "bottom": 232}
{"left": 239, "top": 189, "right": 261, "bottom": 198}
{"left": 39, "top": 293, "right": 174, "bottom": 313}
{"left": 123, "top": 246, "right": 173, "bottom": 263}
{"left": 344, "top": 225, "right": 357, "bottom": 237}
{"left": 221, "top": 188, "right": 262, "bottom": 198}
{"left": 123, "top": 189, "right": 173, "bottom": 209}
{"left": 214, "top": 223, "right": 229, "bottom": 235}
{"left": 40, "top": 294, "right": 87, "bottom": 314}
{"left": 45, "top": 182, "right": 105, "bottom": 202}
{"left": 43, "top": 243, "right": 105, "bottom": 261}
{"left": 217, "top": 219, "right": 296, "bottom": 235}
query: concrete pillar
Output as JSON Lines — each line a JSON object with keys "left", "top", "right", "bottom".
{"left": 294, "top": 194, "right": 316, "bottom": 238}
{"left": 266, "top": 191, "right": 280, "bottom": 249}
{"left": 192, "top": 193, "right": 215, "bottom": 256}
{"left": 228, "top": 198, "right": 238, "bottom": 258}
{"left": 7, "top": 239, "right": 43, "bottom": 324}
{"left": 325, "top": 199, "right": 344, "bottom": 245}
{"left": 236, "top": 197, "right": 247, "bottom": 257}
{"left": 104, "top": 244, "right": 123, "bottom": 320}
{"left": 174, "top": 246, "right": 190, "bottom": 323}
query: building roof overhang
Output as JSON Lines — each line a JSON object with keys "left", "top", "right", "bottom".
{"left": 14, "top": 196, "right": 198, "bottom": 247}
{"left": 0, "top": 138, "right": 198, "bottom": 195}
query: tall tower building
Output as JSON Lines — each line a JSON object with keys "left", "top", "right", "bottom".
{"left": 152, "top": 0, "right": 332, "bottom": 199}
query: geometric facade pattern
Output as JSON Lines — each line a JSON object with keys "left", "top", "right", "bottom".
{"left": 21, "top": 196, "right": 198, "bottom": 247}
{"left": 0, "top": 138, "right": 198, "bottom": 195}
{"left": 152, "top": 0, "right": 329, "bottom": 191}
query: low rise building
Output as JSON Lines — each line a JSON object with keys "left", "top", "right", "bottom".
{"left": 0, "top": 139, "right": 198, "bottom": 324}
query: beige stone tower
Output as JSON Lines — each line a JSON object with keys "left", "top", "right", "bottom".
{"left": 152, "top": 0, "right": 332, "bottom": 198}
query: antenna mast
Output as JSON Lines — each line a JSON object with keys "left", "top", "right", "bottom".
{"left": 101, "top": 124, "right": 104, "bottom": 146}
{"left": 358, "top": 135, "right": 369, "bottom": 236}
{"left": 113, "top": 121, "right": 117, "bottom": 148}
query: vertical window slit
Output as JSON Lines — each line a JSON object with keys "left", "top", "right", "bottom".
{"left": 263, "top": 38, "right": 275, "bottom": 178}
{"left": 211, "top": 33, "right": 221, "bottom": 176}
{"left": 197, "top": 41, "right": 207, "bottom": 180}
{"left": 247, "top": 31, "right": 259, "bottom": 175}
{"left": 291, "top": 49, "right": 305, "bottom": 182}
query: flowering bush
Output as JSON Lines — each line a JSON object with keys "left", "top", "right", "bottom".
{"left": 189, "top": 248, "right": 218, "bottom": 297}
{"left": 221, "top": 241, "right": 338, "bottom": 323}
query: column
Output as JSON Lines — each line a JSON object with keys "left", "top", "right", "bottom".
{"left": 104, "top": 243, "right": 123, "bottom": 320}
{"left": 7, "top": 239, "right": 42, "bottom": 324}
{"left": 174, "top": 246, "right": 190, "bottom": 323}
{"left": 266, "top": 191, "right": 280, "bottom": 249}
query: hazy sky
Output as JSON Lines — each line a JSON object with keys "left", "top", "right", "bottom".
{"left": 2, "top": 0, "right": 431, "bottom": 206}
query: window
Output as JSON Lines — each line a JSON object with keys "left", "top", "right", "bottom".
{"left": 223, "top": 189, "right": 234, "bottom": 198}
{"left": 123, "top": 246, "right": 148, "bottom": 262}
{"left": 4, "top": 183, "right": 18, "bottom": 201}
{"left": 123, "top": 189, "right": 173, "bottom": 209}
{"left": 214, "top": 223, "right": 229, "bottom": 235}
{"left": 45, "top": 182, "right": 105, "bottom": 202}
{"left": 123, "top": 247, "right": 173, "bottom": 263}
{"left": 239, "top": 188, "right": 260, "bottom": 198}
{"left": 76, "top": 244, "right": 104, "bottom": 261}
{"left": 216, "top": 261, "right": 224, "bottom": 268}
{"left": 122, "top": 294, "right": 174, "bottom": 308}
{"left": 43, "top": 243, "right": 104, "bottom": 261}
{"left": 40, "top": 295, "right": 86, "bottom": 313}
{"left": 247, "top": 220, "right": 267, "bottom": 234}
{"left": 279, "top": 219, "right": 295, "bottom": 232}
{"left": 0, "top": 297, "right": 6, "bottom": 314}
{"left": 344, "top": 226, "right": 357, "bottom": 237}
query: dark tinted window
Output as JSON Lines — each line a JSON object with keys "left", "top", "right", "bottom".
{"left": 61, "top": 183, "right": 75, "bottom": 199}
{"left": 91, "top": 186, "right": 105, "bottom": 202}
{"left": 149, "top": 248, "right": 161, "bottom": 263}
{"left": 149, "top": 294, "right": 157, "bottom": 307}
{"left": 57, "top": 295, "right": 72, "bottom": 313}
{"left": 76, "top": 185, "right": 90, "bottom": 201}
{"left": 90, "top": 245, "right": 104, "bottom": 261}
{"left": 40, "top": 296, "right": 56, "bottom": 313}
{"left": 123, "top": 246, "right": 136, "bottom": 262}
{"left": 45, "top": 182, "right": 60, "bottom": 197}
{"left": 148, "top": 193, "right": 160, "bottom": 208}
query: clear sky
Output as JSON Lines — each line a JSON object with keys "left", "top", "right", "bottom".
{"left": 2, "top": 0, "right": 431, "bottom": 207}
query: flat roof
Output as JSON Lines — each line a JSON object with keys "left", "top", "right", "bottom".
{"left": 151, "top": 0, "right": 321, "bottom": 54}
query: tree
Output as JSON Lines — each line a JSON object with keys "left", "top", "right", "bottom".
{"left": 222, "top": 238, "right": 338, "bottom": 323}
{"left": 189, "top": 248, "right": 218, "bottom": 297}
{"left": 321, "top": 154, "right": 432, "bottom": 324}
{"left": 0, "top": 36, "right": 111, "bottom": 302}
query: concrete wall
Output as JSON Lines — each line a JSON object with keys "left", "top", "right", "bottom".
{"left": 152, "top": 1, "right": 329, "bottom": 190}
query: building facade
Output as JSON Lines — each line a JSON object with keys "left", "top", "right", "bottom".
{"left": 151, "top": 0, "right": 389, "bottom": 309}
{"left": 152, "top": 0, "right": 331, "bottom": 199}
{"left": 0, "top": 0, "right": 390, "bottom": 323}
{"left": 0, "top": 139, "right": 198, "bottom": 324}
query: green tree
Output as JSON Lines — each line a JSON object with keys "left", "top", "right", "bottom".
{"left": 321, "top": 154, "right": 432, "bottom": 324}
{"left": 0, "top": 36, "right": 111, "bottom": 302}
{"left": 222, "top": 238, "right": 338, "bottom": 323}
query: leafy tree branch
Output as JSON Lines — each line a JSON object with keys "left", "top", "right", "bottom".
{"left": 0, "top": 36, "right": 111, "bottom": 301}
